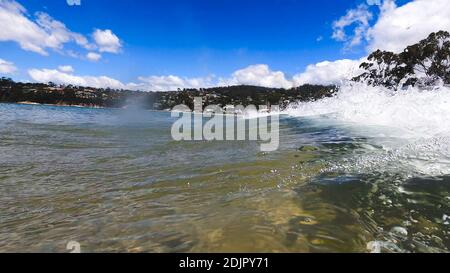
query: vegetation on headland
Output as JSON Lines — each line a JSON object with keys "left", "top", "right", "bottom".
{"left": 0, "top": 78, "right": 336, "bottom": 110}
{"left": 353, "top": 31, "right": 450, "bottom": 88}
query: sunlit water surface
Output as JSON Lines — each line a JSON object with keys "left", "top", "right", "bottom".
{"left": 0, "top": 102, "right": 448, "bottom": 253}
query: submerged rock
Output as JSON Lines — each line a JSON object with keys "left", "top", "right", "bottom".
{"left": 298, "top": 145, "right": 319, "bottom": 152}
{"left": 367, "top": 241, "right": 404, "bottom": 253}
{"left": 390, "top": 226, "right": 408, "bottom": 238}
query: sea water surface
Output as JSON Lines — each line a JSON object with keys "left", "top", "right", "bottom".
{"left": 0, "top": 84, "right": 449, "bottom": 253}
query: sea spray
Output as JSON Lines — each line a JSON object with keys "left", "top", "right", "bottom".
{"left": 283, "top": 82, "right": 450, "bottom": 177}
{"left": 285, "top": 83, "right": 450, "bottom": 139}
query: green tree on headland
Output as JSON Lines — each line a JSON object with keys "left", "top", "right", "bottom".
{"left": 354, "top": 31, "right": 450, "bottom": 88}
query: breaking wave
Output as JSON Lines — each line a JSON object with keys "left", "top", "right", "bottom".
{"left": 284, "top": 83, "right": 450, "bottom": 176}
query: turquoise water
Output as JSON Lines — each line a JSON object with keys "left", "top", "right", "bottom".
{"left": 0, "top": 103, "right": 448, "bottom": 252}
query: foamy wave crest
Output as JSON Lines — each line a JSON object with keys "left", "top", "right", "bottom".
{"left": 285, "top": 83, "right": 450, "bottom": 176}
{"left": 285, "top": 83, "right": 450, "bottom": 138}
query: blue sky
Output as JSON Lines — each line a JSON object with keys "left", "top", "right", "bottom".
{"left": 0, "top": 0, "right": 446, "bottom": 90}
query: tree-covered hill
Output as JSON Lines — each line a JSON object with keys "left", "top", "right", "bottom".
{"left": 0, "top": 77, "right": 336, "bottom": 110}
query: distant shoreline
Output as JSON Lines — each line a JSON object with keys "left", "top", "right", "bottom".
{"left": 5, "top": 102, "right": 278, "bottom": 119}
{"left": 7, "top": 101, "right": 171, "bottom": 113}
{"left": 0, "top": 78, "right": 337, "bottom": 112}
{"left": 16, "top": 101, "right": 108, "bottom": 109}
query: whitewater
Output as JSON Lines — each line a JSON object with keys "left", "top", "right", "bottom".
{"left": 283, "top": 83, "right": 450, "bottom": 177}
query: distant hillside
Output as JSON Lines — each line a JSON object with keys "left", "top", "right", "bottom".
{"left": 0, "top": 78, "right": 336, "bottom": 110}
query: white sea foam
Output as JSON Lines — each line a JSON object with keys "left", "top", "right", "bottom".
{"left": 321, "top": 135, "right": 450, "bottom": 177}
{"left": 284, "top": 83, "right": 450, "bottom": 176}
{"left": 285, "top": 83, "right": 450, "bottom": 139}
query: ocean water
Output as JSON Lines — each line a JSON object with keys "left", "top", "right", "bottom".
{"left": 0, "top": 84, "right": 449, "bottom": 253}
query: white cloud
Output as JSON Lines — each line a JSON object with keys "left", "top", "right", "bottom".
{"left": 221, "top": 64, "right": 293, "bottom": 89}
{"left": 86, "top": 52, "right": 102, "bottom": 61}
{"left": 58, "top": 65, "right": 74, "bottom": 73}
{"left": 137, "top": 65, "right": 293, "bottom": 91}
{"left": 0, "top": 58, "right": 17, "bottom": 74}
{"left": 293, "top": 59, "right": 364, "bottom": 86}
{"left": 0, "top": 0, "right": 50, "bottom": 55}
{"left": 137, "top": 65, "right": 296, "bottom": 91}
{"left": 27, "top": 68, "right": 214, "bottom": 91}
{"left": 28, "top": 68, "right": 126, "bottom": 89}
{"left": 0, "top": 0, "right": 93, "bottom": 55}
{"left": 27, "top": 60, "right": 367, "bottom": 92}
{"left": 367, "top": 0, "right": 450, "bottom": 52}
{"left": 332, "top": 4, "right": 373, "bottom": 48}
{"left": 92, "top": 29, "right": 122, "bottom": 53}
{"left": 138, "top": 63, "right": 367, "bottom": 89}
{"left": 332, "top": 0, "right": 450, "bottom": 53}
{"left": 136, "top": 75, "right": 215, "bottom": 91}
{"left": 26, "top": 64, "right": 295, "bottom": 91}
{"left": 35, "top": 12, "right": 93, "bottom": 50}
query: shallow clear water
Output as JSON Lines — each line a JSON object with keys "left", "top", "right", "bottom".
{"left": 0, "top": 102, "right": 448, "bottom": 253}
